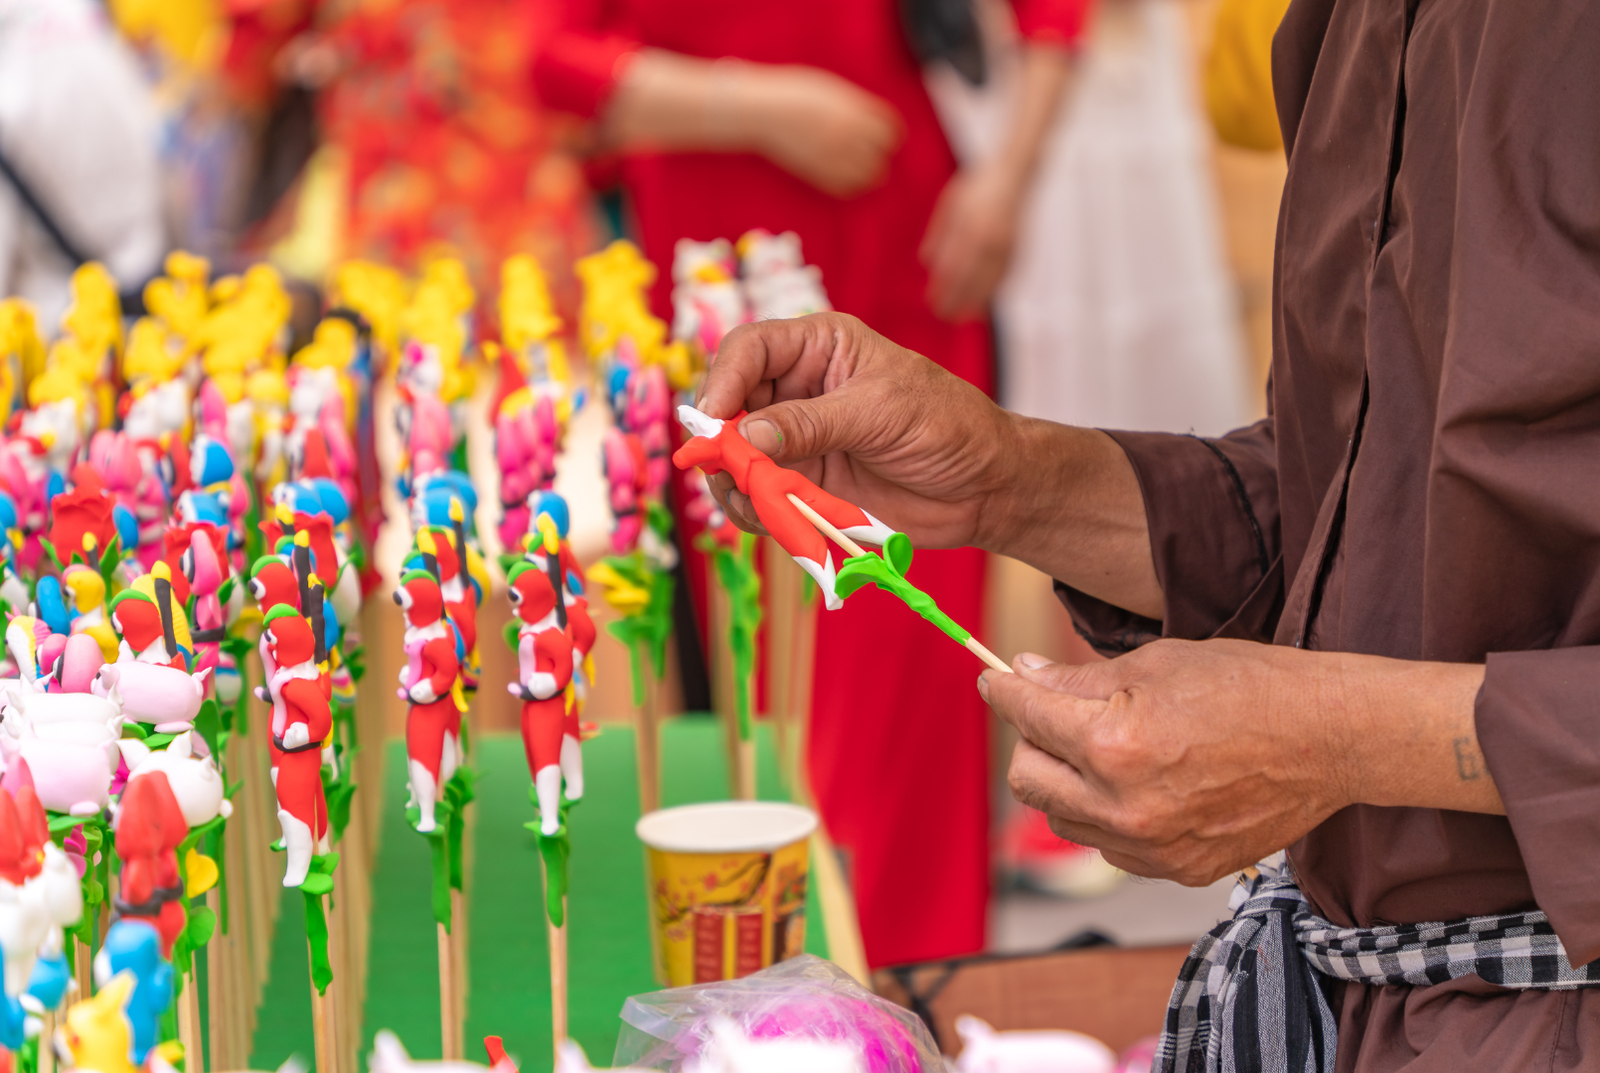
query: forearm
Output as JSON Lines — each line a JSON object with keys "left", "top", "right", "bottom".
{"left": 1322, "top": 651, "right": 1502, "bottom": 814}
{"left": 979, "top": 415, "right": 1163, "bottom": 619}
{"left": 603, "top": 50, "right": 761, "bottom": 152}
{"left": 986, "top": 43, "right": 1074, "bottom": 193}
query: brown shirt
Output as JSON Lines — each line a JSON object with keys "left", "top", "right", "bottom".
{"left": 1057, "top": 1, "right": 1600, "bottom": 1069}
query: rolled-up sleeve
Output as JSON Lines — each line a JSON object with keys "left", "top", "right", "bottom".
{"left": 534, "top": 32, "right": 639, "bottom": 117}
{"left": 1476, "top": 649, "right": 1600, "bottom": 966}
{"left": 1057, "top": 420, "right": 1284, "bottom": 654}
{"left": 531, "top": 0, "right": 642, "bottom": 119}
{"left": 1011, "top": 0, "right": 1096, "bottom": 46}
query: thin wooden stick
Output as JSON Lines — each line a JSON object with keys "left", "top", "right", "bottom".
{"left": 785, "top": 494, "right": 1013, "bottom": 674}
{"left": 179, "top": 972, "right": 202, "bottom": 1072}
{"left": 548, "top": 912, "right": 568, "bottom": 1052}
{"left": 636, "top": 658, "right": 661, "bottom": 815}
{"left": 310, "top": 933, "right": 335, "bottom": 1073}
{"left": 451, "top": 886, "right": 468, "bottom": 1046}
{"left": 74, "top": 939, "right": 91, "bottom": 1002}
{"left": 542, "top": 851, "right": 568, "bottom": 1060}
{"left": 785, "top": 495, "right": 866, "bottom": 558}
{"left": 964, "top": 637, "right": 1012, "bottom": 675}
{"left": 437, "top": 921, "right": 458, "bottom": 1059}
{"left": 39, "top": 1011, "right": 55, "bottom": 1073}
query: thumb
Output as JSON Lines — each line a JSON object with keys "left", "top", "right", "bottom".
{"left": 740, "top": 388, "right": 875, "bottom": 465}
{"left": 1012, "top": 652, "right": 1120, "bottom": 700}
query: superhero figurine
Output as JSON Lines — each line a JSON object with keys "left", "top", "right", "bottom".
{"left": 394, "top": 570, "right": 463, "bottom": 833}
{"left": 506, "top": 561, "right": 578, "bottom": 835}
{"left": 261, "top": 607, "right": 331, "bottom": 887}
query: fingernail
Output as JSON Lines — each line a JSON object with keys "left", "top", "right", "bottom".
{"left": 976, "top": 673, "right": 990, "bottom": 701}
{"left": 742, "top": 418, "right": 782, "bottom": 457}
{"left": 1017, "top": 652, "right": 1050, "bottom": 670}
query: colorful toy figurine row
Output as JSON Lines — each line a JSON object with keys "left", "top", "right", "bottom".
{"left": 0, "top": 248, "right": 391, "bottom": 1072}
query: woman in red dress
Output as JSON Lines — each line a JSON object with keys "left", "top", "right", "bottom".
{"left": 535, "top": 0, "right": 1088, "bottom": 967}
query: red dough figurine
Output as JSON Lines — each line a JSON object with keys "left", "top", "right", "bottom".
{"left": 393, "top": 570, "right": 463, "bottom": 833}
{"left": 506, "top": 561, "right": 577, "bottom": 835}
{"left": 114, "top": 771, "right": 189, "bottom": 954}
{"left": 261, "top": 607, "right": 331, "bottom": 887}
{"left": 673, "top": 405, "right": 894, "bottom": 609}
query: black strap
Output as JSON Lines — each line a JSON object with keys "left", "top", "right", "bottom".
{"left": 0, "top": 139, "right": 150, "bottom": 314}
{"left": 274, "top": 732, "right": 323, "bottom": 755}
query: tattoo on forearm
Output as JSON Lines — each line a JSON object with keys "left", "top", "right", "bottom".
{"left": 1452, "top": 736, "right": 1481, "bottom": 782}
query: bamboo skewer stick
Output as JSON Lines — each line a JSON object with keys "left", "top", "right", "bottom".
{"left": 540, "top": 852, "right": 569, "bottom": 1061}
{"left": 179, "top": 972, "right": 202, "bottom": 1072}
{"left": 436, "top": 921, "right": 458, "bottom": 1060}
{"left": 39, "top": 1011, "right": 55, "bottom": 1073}
{"left": 310, "top": 932, "right": 335, "bottom": 1073}
{"left": 784, "top": 494, "right": 1012, "bottom": 674}
{"left": 636, "top": 659, "right": 661, "bottom": 815}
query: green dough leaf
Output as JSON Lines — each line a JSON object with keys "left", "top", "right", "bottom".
{"left": 884, "top": 531, "right": 914, "bottom": 576}
{"left": 836, "top": 548, "right": 972, "bottom": 646}
{"left": 186, "top": 905, "right": 217, "bottom": 948}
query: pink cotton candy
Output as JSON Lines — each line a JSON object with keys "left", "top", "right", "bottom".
{"left": 746, "top": 994, "right": 928, "bottom": 1073}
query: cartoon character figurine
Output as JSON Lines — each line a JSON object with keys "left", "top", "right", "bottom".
{"left": 0, "top": 781, "right": 83, "bottom": 1007}
{"left": 93, "top": 921, "right": 173, "bottom": 1065}
{"left": 672, "top": 406, "right": 894, "bottom": 609}
{"left": 671, "top": 238, "right": 749, "bottom": 358}
{"left": 61, "top": 971, "right": 141, "bottom": 1073}
{"left": 113, "top": 771, "right": 189, "bottom": 956}
{"left": 601, "top": 426, "right": 648, "bottom": 554}
{"left": 506, "top": 561, "right": 577, "bottom": 835}
{"left": 627, "top": 364, "right": 673, "bottom": 498}
{"left": 394, "top": 570, "right": 463, "bottom": 833}
{"left": 261, "top": 607, "right": 331, "bottom": 887}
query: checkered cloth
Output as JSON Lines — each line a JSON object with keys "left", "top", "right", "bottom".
{"left": 1155, "top": 854, "right": 1600, "bottom": 1073}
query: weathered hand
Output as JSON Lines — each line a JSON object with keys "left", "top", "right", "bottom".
{"left": 986, "top": 639, "right": 1358, "bottom": 886}
{"left": 983, "top": 640, "right": 1497, "bottom": 886}
{"left": 697, "top": 313, "right": 1019, "bottom": 549}
{"left": 695, "top": 313, "right": 1158, "bottom": 613}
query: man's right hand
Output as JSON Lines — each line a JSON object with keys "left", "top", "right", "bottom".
{"left": 696, "top": 313, "right": 1163, "bottom": 619}
{"left": 698, "top": 313, "right": 1016, "bottom": 550}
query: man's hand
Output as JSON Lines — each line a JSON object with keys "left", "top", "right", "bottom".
{"left": 982, "top": 640, "right": 1498, "bottom": 886}
{"left": 699, "top": 313, "right": 1014, "bottom": 549}
{"left": 697, "top": 313, "right": 1164, "bottom": 616}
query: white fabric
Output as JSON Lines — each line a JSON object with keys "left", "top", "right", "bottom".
{"left": 0, "top": 0, "right": 164, "bottom": 326}
{"left": 927, "top": 0, "right": 1254, "bottom": 436}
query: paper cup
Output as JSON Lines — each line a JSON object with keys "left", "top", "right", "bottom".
{"left": 637, "top": 801, "right": 818, "bottom": 985}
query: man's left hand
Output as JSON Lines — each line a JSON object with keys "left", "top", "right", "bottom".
{"left": 981, "top": 638, "right": 1495, "bottom": 886}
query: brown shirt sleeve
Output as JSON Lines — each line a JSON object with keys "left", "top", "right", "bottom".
{"left": 1056, "top": 420, "right": 1284, "bottom": 653}
{"left": 1477, "top": 651, "right": 1600, "bottom": 966}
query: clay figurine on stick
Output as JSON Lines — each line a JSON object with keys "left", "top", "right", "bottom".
{"left": 672, "top": 405, "right": 893, "bottom": 609}
{"left": 394, "top": 570, "right": 464, "bottom": 833}
{"left": 674, "top": 405, "right": 1010, "bottom": 673}
{"left": 261, "top": 607, "right": 331, "bottom": 887}
{"left": 506, "top": 561, "right": 577, "bottom": 837}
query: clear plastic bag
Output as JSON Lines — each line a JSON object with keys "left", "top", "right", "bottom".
{"left": 613, "top": 955, "right": 944, "bottom": 1072}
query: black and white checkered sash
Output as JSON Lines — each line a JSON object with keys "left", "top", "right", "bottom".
{"left": 1154, "top": 854, "right": 1600, "bottom": 1073}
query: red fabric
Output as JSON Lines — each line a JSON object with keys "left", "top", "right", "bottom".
{"left": 1013, "top": 0, "right": 1095, "bottom": 45}
{"left": 537, "top": 0, "right": 993, "bottom": 967}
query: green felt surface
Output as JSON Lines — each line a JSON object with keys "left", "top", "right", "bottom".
{"left": 250, "top": 718, "right": 826, "bottom": 1072}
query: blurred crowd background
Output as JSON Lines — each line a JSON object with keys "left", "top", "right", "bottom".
{"left": 0, "top": 0, "right": 1288, "bottom": 966}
